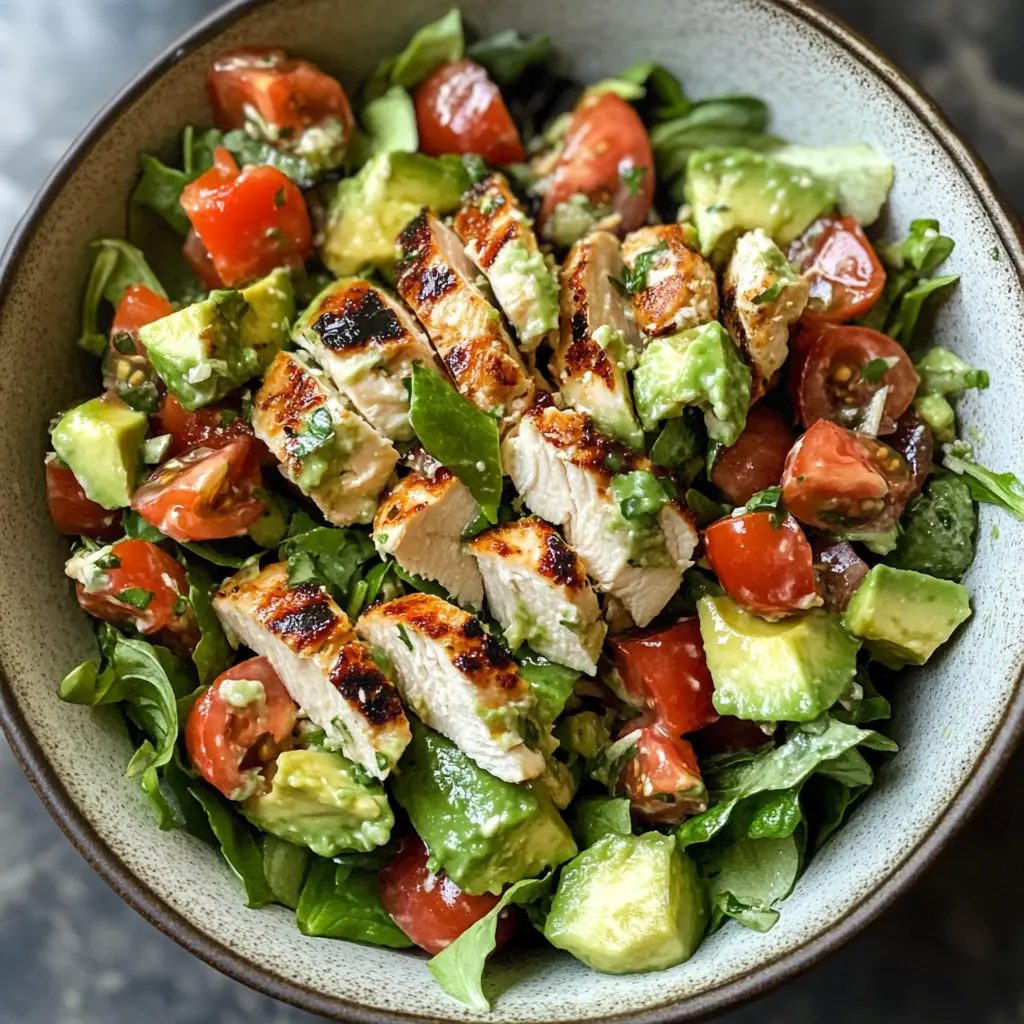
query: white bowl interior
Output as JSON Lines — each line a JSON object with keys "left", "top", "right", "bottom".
{"left": 1, "top": 0, "right": 1023, "bottom": 1019}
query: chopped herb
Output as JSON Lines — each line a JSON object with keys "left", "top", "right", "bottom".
{"left": 375, "top": 752, "right": 389, "bottom": 771}
{"left": 95, "top": 551, "right": 121, "bottom": 571}
{"left": 112, "top": 333, "right": 136, "bottom": 355}
{"left": 744, "top": 486, "right": 787, "bottom": 528}
{"left": 219, "top": 409, "right": 238, "bottom": 426}
{"left": 273, "top": 187, "right": 287, "bottom": 208}
{"left": 172, "top": 595, "right": 189, "bottom": 617}
{"left": 397, "top": 624, "right": 414, "bottom": 652}
{"left": 462, "top": 153, "right": 489, "bottom": 183}
{"left": 990, "top": 246, "right": 1001, "bottom": 261}
{"left": 619, "top": 161, "right": 647, "bottom": 198}
{"left": 752, "top": 281, "right": 783, "bottom": 306}
{"left": 118, "top": 587, "right": 154, "bottom": 610}
{"left": 604, "top": 452, "right": 624, "bottom": 474}
{"left": 290, "top": 407, "right": 334, "bottom": 459}
{"left": 614, "top": 241, "right": 669, "bottom": 296}
{"left": 860, "top": 356, "right": 897, "bottom": 382}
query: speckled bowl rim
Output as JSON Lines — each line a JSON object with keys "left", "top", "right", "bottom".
{"left": 1, "top": 0, "right": 1023, "bottom": 1020}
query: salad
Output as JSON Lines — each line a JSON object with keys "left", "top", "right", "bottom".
{"left": 46, "top": 8, "right": 1024, "bottom": 1009}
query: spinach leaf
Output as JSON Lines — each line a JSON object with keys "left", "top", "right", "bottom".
{"left": 888, "top": 475, "right": 976, "bottom": 580}
{"left": 278, "top": 512, "right": 377, "bottom": 598}
{"left": 408, "top": 365, "right": 503, "bottom": 522}
{"left": 261, "top": 835, "right": 311, "bottom": 910}
{"left": 466, "top": 29, "right": 552, "bottom": 84}
{"left": 131, "top": 154, "right": 191, "bottom": 236}
{"left": 569, "top": 796, "right": 632, "bottom": 849}
{"left": 185, "top": 564, "right": 233, "bottom": 685}
{"left": 516, "top": 648, "right": 579, "bottom": 727}
{"left": 364, "top": 8, "right": 464, "bottom": 100}
{"left": 942, "top": 450, "right": 1024, "bottom": 520}
{"left": 183, "top": 125, "right": 223, "bottom": 176}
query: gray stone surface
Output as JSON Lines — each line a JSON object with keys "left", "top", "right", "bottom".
{"left": 2, "top": 1, "right": 1023, "bottom": 1020}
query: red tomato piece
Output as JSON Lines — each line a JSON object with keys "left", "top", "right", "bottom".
{"left": 183, "top": 228, "right": 226, "bottom": 290}
{"left": 789, "top": 216, "right": 886, "bottom": 322}
{"left": 130, "top": 439, "right": 265, "bottom": 543}
{"left": 46, "top": 454, "right": 121, "bottom": 540}
{"left": 111, "top": 284, "right": 174, "bottom": 336}
{"left": 710, "top": 403, "right": 795, "bottom": 505}
{"left": 886, "top": 407, "right": 934, "bottom": 493}
{"left": 812, "top": 539, "right": 869, "bottom": 614}
{"left": 619, "top": 726, "right": 706, "bottom": 824}
{"left": 795, "top": 323, "right": 920, "bottom": 435}
{"left": 75, "top": 538, "right": 191, "bottom": 636}
{"left": 539, "top": 91, "right": 655, "bottom": 238}
{"left": 180, "top": 147, "right": 313, "bottom": 288}
{"left": 414, "top": 59, "right": 525, "bottom": 165}
{"left": 691, "top": 716, "right": 774, "bottom": 758}
{"left": 379, "top": 836, "right": 516, "bottom": 954}
{"left": 186, "top": 657, "right": 298, "bottom": 799}
{"left": 781, "top": 419, "right": 914, "bottom": 533}
{"left": 607, "top": 618, "right": 718, "bottom": 737}
{"left": 153, "top": 394, "right": 256, "bottom": 460}
{"left": 704, "top": 512, "right": 821, "bottom": 617}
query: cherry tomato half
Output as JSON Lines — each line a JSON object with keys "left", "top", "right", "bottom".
{"left": 180, "top": 147, "right": 312, "bottom": 288}
{"left": 539, "top": 91, "right": 655, "bottom": 239}
{"left": 46, "top": 454, "right": 121, "bottom": 540}
{"left": 781, "top": 419, "right": 914, "bottom": 533}
{"left": 186, "top": 657, "right": 298, "bottom": 799}
{"left": 130, "top": 439, "right": 265, "bottom": 543}
{"left": 710, "top": 402, "right": 795, "bottom": 505}
{"left": 607, "top": 618, "right": 718, "bottom": 737}
{"left": 789, "top": 216, "right": 886, "bottom": 322}
{"left": 704, "top": 511, "right": 821, "bottom": 618}
{"left": 795, "top": 323, "right": 919, "bottom": 435}
{"left": 886, "top": 407, "right": 934, "bottom": 493}
{"left": 812, "top": 539, "right": 869, "bottom": 615}
{"left": 112, "top": 284, "right": 174, "bottom": 336}
{"left": 378, "top": 836, "right": 516, "bottom": 954}
{"left": 619, "top": 726, "right": 705, "bottom": 824}
{"left": 153, "top": 394, "right": 256, "bottom": 461}
{"left": 414, "top": 59, "right": 525, "bottom": 165}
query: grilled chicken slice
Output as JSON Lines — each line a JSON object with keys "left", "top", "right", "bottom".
{"left": 453, "top": 173, "right": 559, "bottom": 353}
{"left": 357, "top": 594, "right": 545, "bottom": 783}
{"left": 468, "top": 516, "right": 606, "bottom": 675}
{"left": 503, "top": 402, "right": 698, "bottom": 627}
{"left": 213, "top": 562, "right": 411, "bottom": 778}
{"left": 253, "top": 351, "right": 398, "bottom": 525}
{"left": 395, "top": 209, "right": 534, "bottom": 431}
{"left": 621, "top": 224, "right": 719, "bottom": 338}
{"left": 293, "top": 278, "right": 441, "bottom": 441}
{"left": 549, "top": 231, "right": 644, "bottom": 449}
{"left": 373, "top": 464, "right": 484, "bottom": 607}
{"left": 722, "top": 228, "right": 810, "bottom": 399}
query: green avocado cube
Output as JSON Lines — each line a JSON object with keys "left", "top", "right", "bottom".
{"left": 843, "top": 564, "right": 971, "bottom": 668}
{"left": 698, "top": 595, "right": 860, "bottom": 722}
{"left": 50, "top": 395, "right": 148, "bottom": 509}
{"left": 391, "top": 719, "right": 577, "bottom": 895}
{"left": 242, "top": 749, "right": 393, "bottom": 858}
{"left": 240, "top": 268, "right": 295, "bottom": 370}
{"left": 544, "top": 832, "right": 707, "bottom": 974}
{"left": 139, "top": 289, "right": 258, "bottom": 409}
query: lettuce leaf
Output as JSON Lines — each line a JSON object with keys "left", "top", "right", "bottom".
{"left": 568, "top": 796, "right": 632, "bottom": 849}
{"left": 466, "top": 29, "right": 552, "bottom": 85}
{"left": 942, "top": 450, "right": 1024, "bottom": 520}
{"left": 185, "top": 564, "right": 233, "bottom": 686}
{"left": 364, "top": 9, "right": 464, "bottom": 100}
{"left": 261, "top": 835, "right": 311, "bottom": 910}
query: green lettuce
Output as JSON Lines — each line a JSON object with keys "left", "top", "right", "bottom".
{"left": 364, "top": 9, "right": 464, "bottom": 100}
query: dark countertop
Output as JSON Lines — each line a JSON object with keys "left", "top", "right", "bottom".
{"left": 2, "top": 1, "right": 1023, "bottom": 1020}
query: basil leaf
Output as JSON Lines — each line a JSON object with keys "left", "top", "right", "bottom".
{"left": 116, "top": 587, "right": 153, "bottom": 610}
{"left": 744, "top": 486, "right": 783, "bottom": 513}
{"left": 261, "top": 835, "right": 311, "bottom": 910}
{"left": 131, "top": 154, "right": 191, "bottom": 236}
{"left": 365, "top": 8, "right": 464, "bottom": 100}
{"left": 942, "top": 452, "right": 1024, "bottom": 520}
{"left": 279, "top": 512, "right": 376, "bottom": 596}
{"left": 290, "top": 407, "right": 335, "bottom": 459}
{"left": 59, "top": 623, "right": 124, "bottom": 705}
{"left": 569, "top": 796, "right": 632, "bottom": 849}
{"left": 185, "top": 564, "right": 232, "bottom": 686}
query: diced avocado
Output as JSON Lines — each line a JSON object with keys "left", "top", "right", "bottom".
{"left": 554, "top": 710, "right": 613, "bottom": 763}
{"left": 543, "top": 833, "right": 707, "bottom": 974}
{"left": 247, "top": 492, "right": 290, "bottom": 548}
{"left": 685, "top": 148, "right": 836, "bottom": 257}
{"left": 487, "top": 239, "right": 559, "bottom": 349}
{"left": 240, "top": 268, "right": 295, "bottom": 369}
{"left": 914, "top": 393, "right": 956, "bottom": 443}
{"left": 842, "top": 564, "right": 971, "bottom": 668}
{"left": 50, "top": 395, "right": 148, "bottom": 509}
{"left": 632, "top": 321, "right": 751, "bottom": 445}
{"left": 697, "top": 595, "right": 860, "bottom": 722}
{"left": 139, "top": 290, "right": 258, "bottom": 410}
{"left": 391, "top": 719, "right": 577, "bottom": 895}
{"left": 242, "top": 749, "right": 393, "bottom": 858}
{"left": 322, "top": 152, "right": 470, "bottom": 277}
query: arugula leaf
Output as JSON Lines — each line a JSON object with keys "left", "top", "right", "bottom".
{"left": 131, "top": 154, "right": 191, "bottom": 235}
{"left": 942, "top": 450, "right": 1024, "bottom": 520}
{"left": 261, "top": 835, "right": 311, "bottom": 910}
{"left": 569, "top": 796, "right": 632, "bottom": 849}
{"left": 516, "top": 649, "right": 579, "bottom": 727}
{"left": 915, "top": 346, "right": 989, "bottom": 396}
{"left": 278, "top": 512, "right": 377, "bottom": 598}
{"left": 408, "top": 365, "right": 503, "bottom": 522}
{"left": 466, "top": 29, "right": 551, "bottom": 84}
{"left": 365, "top": 8, "right": 464, "bottom": 100}
{"left": 185, "top": 564, "right": 232, "bottom": 686}
{"left": 888, "top": 475, "right": 976, "bottom": 581}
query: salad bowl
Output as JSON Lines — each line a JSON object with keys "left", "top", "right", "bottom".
{"left": 2, "top": 0, "right": 1024, "bottom": 1020}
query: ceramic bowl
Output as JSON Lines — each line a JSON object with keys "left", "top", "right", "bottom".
{"left": 2, "top": 0, "right": 1023, "bottom": 1019}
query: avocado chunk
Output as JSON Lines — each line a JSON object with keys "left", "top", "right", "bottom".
{"left": 240, "top": 268, "right": 295, "bottom": 370}
{"left": 50, "top": 395, "right": 148, "bottom": 509}
{"left": 685, "top": 147, "right": 836, "bottom": 257}
{"left": 544, "top": 832, "right": 707, "bottom": 974}
{"left": 321, "top": 152, "right": 470, "bottom": 278}
{"left": 139, "top": 289, "right": 258, "bottom": 410}
{"left": 842, "top": 564, "right": 971, "bottom": 668}
{"left": 242, "top": 749, "right": 393, "bottom": 858}
{"left": 391, "top": 718, "right": 577, "bottom": 895}
{"left": 632, "top": 321, "right": 751, "bottom": 445}
{"left": 697, "top": 595, "right": 860, "bottom": 722}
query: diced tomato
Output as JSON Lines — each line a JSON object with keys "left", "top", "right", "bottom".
{"left": 414, "top": 59, "right": 525, "bottom": 165}
{"left": 111, "top": 284, "right": 174, "bottom": 335}
{"left": 690, "top": 716, "right": 774, "bottom": 758}
{"left": 75, "top": 538, "right": 191, "bottom": 636}
{"left": 789, "top": 216, "right": 886, "bottom": 322}
{"left": 781, "top": 419, "right": 914, "bottom": 533}
{"left": 886, "top": 407, "right": 934, "bottom": 493}
{"left": 607, "top": 618, "right": 718, "bottom": 736}
{"left": 795, "top": 323, "right": 919, "bottom": 435}
{"left": 153, "top": 394, "right": 256, "bottom": 460}
{"left": 538, "top": 91, "right": 655, "bottom": 238}
{"left": 130, "top": 438, "right": 265, "bottom": 542}
{"left": 812, "top": 540, "right": 869, "bottom": 614}
{"left": 186, "top": 657, "right": 298, "bottom": 799}
{"left": 710, "top": 403, "right": 795, "bottom": 505}
{"left": 46, "top": 454, "right": 121, "bottom": 540}
{"left": 207, "top": 47, "right": 354, "bottom": 145}
{"left": 183, "top": 228, "right": 225, "bottom": 290}
{"left": 619, "top": 726, "right": 706, "bottom": 824}
{"left": 180, "top": 147, "right": 312, "bottom": 288}
{"left": 704, "top": 512, "right": 820, "bottom": 617}
{"left": 378, "top": 836, "right": 516, "bottom": 954}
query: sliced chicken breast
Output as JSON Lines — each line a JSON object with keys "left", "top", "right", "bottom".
{"left": 549, "top": 231, "right": 644, "bottom": 449}
{"left": 213, "top": 562, "right": 411, "bottom": 778}
{"left": 468, "top": 516, "right": 606, "bottom": 675}
{"left": 252, "top": 351, "right": 398, "bottom": 526}
{"left": 357, "top": 594, "right": 545, "bottom": 783}
{"left": 395, "top": 209, "right": 535, "bottom": 431}
{"left": 293, "top": 277, "right": 442, "bottom": 441}
{"left": 372, "top": 464, "right": 484, "bottom": 607}
{"left": 502, "top": 402, "right": 698, "bottom": 627}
